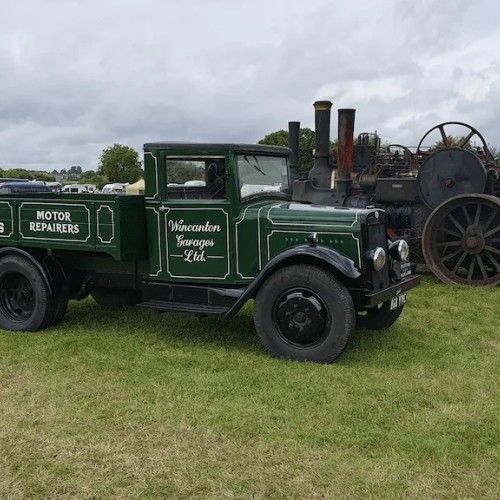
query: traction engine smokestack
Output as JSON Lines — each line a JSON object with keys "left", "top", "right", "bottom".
{"left": 336, "top": 108, "right": 356, "bottom": 200}
{"left": 288, "top": 121, "right": 300, "bottom": 189}
{"left": 310, "top": 100, "right": 333, "bottom": 188}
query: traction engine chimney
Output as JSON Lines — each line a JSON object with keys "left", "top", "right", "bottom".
{"left": 288, "top": 121, "right": 300, "bottom": 189}
{"left": 336, "top": 108, "right": 356, "bottom": 201}
{"left": 310, "top": 100, "right": 333, "bottom": 189}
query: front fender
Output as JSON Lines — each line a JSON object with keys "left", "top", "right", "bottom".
{"left": 224, "top": 244, "right": 360, "bottom": 319}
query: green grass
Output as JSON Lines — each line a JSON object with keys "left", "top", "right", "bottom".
{"left": 0, "top": 274, "right": 499, "bottom": 499}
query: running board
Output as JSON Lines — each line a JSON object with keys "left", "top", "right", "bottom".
{"left": 137, "top": 300, "right": 230, "bottom": 316}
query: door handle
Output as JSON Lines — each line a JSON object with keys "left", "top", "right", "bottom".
{"left": 158, "top": 206, "right": 169, "bottom": 212}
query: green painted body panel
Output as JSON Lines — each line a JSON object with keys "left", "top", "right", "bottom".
{"left": 235, "top": 201, "right": 364, "bottom": 280}
{"left": 0, "top": 194, "right": 146, "bottom": 261}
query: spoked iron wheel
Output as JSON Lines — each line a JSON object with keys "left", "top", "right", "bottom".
{"left": 422, "top": 194, "right": 500, "bottom": 286}
{"left": 416, "top": 121, "right": 491, "bottom": 164}
{"left": 0, "top": 272, "right": 36, "bottom": 322}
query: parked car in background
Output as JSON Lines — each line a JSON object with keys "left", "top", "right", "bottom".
{"left": 101, "top": 182, "right": 128, "bottom": 194}
{"left": 45, "top": 182, "right": 62, "bottom": 193}
{"left": 62, "top": 184, "right": 96, "bottom": 193}
{"left": 0, "top": 182, "right": 51, "bottom": 194}
{"left": 0, "top": 177, "right": 30, "bottom": 184}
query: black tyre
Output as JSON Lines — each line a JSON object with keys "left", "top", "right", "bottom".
{"left": 91, "top": 287, "right": 141, "bottom": 308}
{"left": 356, "top": 302, "right": 404, "bottom": 330}
{"left": 0, "top": 255, "right": 51, "bottom": 331}
{"left": 254, "top": 265, "right": 355, "bottom": 363}
{"left": 43, "top": 291, "right": 69, "bottom": 328}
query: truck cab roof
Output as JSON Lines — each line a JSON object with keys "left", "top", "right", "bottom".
{"left": 143, "top": 142, "right": 291, "bottom": 156}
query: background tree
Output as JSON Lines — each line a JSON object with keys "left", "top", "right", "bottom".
{"left": 259, "top": 128, "right": 335, "bottom": 175}
{"left": 68, "top": 165, "right": 83, "bottom": 180}
{"left": 80, "top": 170, "right": 108, "bottom": 189}
{"left": 32, "top": 172, "right": 56, "bottom": 182}
{"left": 98, "top": 144, "right": 143, "bottom": 183}
{"left": 2, "top": 168, "right": 34, "bottom": 180}
{"left": 432, "top": 135, "right": 472, "bottom": 150}
{"left": 167, "top": 162, "right": 204, "bottom": 184}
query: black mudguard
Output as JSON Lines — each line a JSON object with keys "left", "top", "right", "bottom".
{"left": 224, "top": 244, "right": 360, "bottom": 319}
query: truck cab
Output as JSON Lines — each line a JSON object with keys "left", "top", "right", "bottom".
{"left": 138, "top": 142, "right": 419, "bottom": 361}
{"left": 143, "top": 142, "right": 293, "bottom": 283}
{"left": 0, "top": 142, "right": 419, "bottom": 363}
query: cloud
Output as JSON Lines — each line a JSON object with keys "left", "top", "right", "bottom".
{"left": 0, "top": 0, "right": 499, "bottom": 170}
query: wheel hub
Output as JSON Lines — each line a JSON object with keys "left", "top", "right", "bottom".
{"left": 0, "top": 273, "right": 35, "bottom": 321}
{"left": 463, "top": 225, "right": 485, "bottom": 254}
{"left": 273, "top": 290, "right": 328, "bottom": 346}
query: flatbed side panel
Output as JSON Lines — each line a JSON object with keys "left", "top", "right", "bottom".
{"left": 0, "top": 194, "right": 147, "bottom": 261}
{"left": 115, "top": 195, "right": 147, "bottom": 260}
{"left": 0, "top": 199, "right": 17, "bottom": 245}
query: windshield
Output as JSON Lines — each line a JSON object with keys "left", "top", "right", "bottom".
{"left": 236, "top": 155, "right": 290, "bottom": 200}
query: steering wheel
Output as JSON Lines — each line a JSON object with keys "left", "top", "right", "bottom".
{"left": 207, "top": 162, "right": 226, "bottom": 199}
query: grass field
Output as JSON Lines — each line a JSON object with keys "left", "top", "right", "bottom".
{"left": 0, "top": 273, "right": 499, "bottom": 499}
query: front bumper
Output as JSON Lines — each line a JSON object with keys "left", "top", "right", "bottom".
{"left": 350, "top": 274, "right": 421, "bottom": 309}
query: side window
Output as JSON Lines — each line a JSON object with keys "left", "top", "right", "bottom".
{"left": 166, "top": 158, "right": 226, "bottom": 200}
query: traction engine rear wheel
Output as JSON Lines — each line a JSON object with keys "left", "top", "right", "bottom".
{"left": 422, "top": 194, "right": 500, "bottom": 286}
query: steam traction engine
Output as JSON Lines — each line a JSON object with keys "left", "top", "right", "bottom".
{"left": 292, "top": 101, "right": 500, "bottom": 286}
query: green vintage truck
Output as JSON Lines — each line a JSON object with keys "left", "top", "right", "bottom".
{"left": 0, "top": 142, "right": 419, "bottom": 362}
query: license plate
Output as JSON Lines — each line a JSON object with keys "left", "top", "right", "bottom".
{"left": 390, "top": 293, "right": 407, "bottom": 310}
{"left": 399, "top": 262, "right": 412, "bottom": 278}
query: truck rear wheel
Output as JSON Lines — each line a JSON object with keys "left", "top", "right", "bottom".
{"left": 91, "top": 288, "right": 141, "bottom": 308}
{"left": 254, "top": 265, "right": 355, "bottom": 363}
{"left": 43, "top": 291, "right": 69, "bottom": 328}
{"left": 0, "top": 255, "right": 51, "bottom": 331}
{"left": 356, "top": 302, "right": 404, "bottom": 330}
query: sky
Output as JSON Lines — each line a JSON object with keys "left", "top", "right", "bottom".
{"left": 1, "top": 0, "right": 500, "bottom": 171}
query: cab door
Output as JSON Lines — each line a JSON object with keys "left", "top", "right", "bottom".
{"left": 147, "top": 154, "right": 232, "bottom": 283}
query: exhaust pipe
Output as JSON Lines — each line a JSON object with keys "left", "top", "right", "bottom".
{"left": 288, "top": 121, "right": 300, "bottom": 187}
{"left": 310, "top": 100, "right": 333, "bottom": 189}
{"left": 336, "top": 108, "right": 356, "bottom": 199}
{"left": 291, "top": 100, "right": 355, "bottom": 206}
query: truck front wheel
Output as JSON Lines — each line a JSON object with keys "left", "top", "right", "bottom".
{"left": 0, "top": 255, "right": 51, "bottom": 331}
{"left": 254, "top": 265, "right": 355, "bottom": 363}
